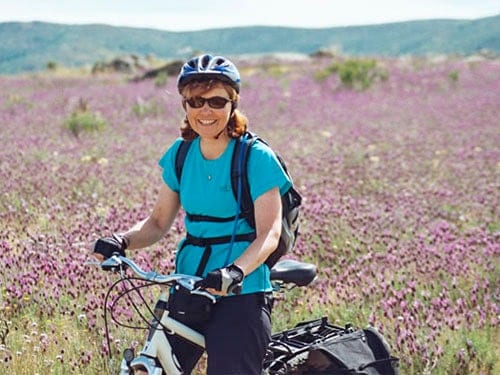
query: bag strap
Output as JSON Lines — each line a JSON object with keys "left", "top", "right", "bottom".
{"left": 175, "top": 139, "right": 193, "bottom": 184}
{"left": 231, "top": 132, "right": 257, "bottom": 228}
{"left": 224, "top": 134, "right": 250, "bottom": 265}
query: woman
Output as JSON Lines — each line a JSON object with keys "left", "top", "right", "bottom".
{"left": 93, "top": 54, "right": 292, "bottom": 374}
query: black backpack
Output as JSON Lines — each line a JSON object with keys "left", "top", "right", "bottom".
{"left": 174, "top": 132, "right": 302, "bottom": 268}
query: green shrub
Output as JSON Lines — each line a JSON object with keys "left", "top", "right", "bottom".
{"left": 154, "top": 71, "right": 168, "bottom": 87}
{"left": 46, "top": 61, "right": 58, "bottom": 71}
{"left": 313, "top": 69, "right": 332, "bottom": 81}
{"left": 448, "top": 70, "right": 459, "bottom": 83}
{"left": 64, "top": 111, "right": 107, "bottom": 137}
{"left": 63, "top": 99, "right": 107, "bottom": 137}
{"left": 5, "top": 94, "right": 32, "bottom": 110}
{"left": 132, "top": 97, "right": 163, "bottom": 118}
{"left": 316, "top": 58, "right": 389, "bottom": 90}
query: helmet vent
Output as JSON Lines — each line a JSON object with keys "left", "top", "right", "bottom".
{"left": 201, "top": 55, "right": 211, "bottom": 69}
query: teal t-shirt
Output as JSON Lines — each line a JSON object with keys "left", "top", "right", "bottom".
{"left": 158, "top": 136, "right": 292, "bottom": 294}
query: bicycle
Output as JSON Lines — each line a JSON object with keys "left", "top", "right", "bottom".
{"left": 95, "top": 255, "right": 398, "bottom": 374}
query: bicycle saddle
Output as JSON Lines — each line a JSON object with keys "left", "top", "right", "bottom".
{"left": 270, "top": 259, "right": 317, "bottom": 287}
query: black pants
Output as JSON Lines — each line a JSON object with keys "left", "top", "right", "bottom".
{"left": 168, "top": 292, "right": 272, "bottom": 375}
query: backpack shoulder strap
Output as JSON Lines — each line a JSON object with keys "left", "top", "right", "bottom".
{"left": 231, "top": 132, "right": 257, "bottom": 228}
{"left": 175, "top": 140, "right": 193, "bottom": 184}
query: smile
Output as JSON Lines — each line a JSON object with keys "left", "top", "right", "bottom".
{"left": 198, "top": 119, "right": 217, "bottom": 126}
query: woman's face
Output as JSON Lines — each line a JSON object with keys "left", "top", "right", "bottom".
{"left": 184, "top": 85, "right": 233, "bottom": 140}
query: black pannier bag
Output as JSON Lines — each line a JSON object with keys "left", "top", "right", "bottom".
{"left": 264, "top": 317, "right": 399, "bottom": 375}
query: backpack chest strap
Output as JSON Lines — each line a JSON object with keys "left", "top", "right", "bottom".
{"left": 186, "top": 213, "right": 236, "bottom": 223}
{"left": 183, "top": 232, "right": 256, "bottom": 247}
{"left": 180, "top": 232, "right": 256, "bottom": 276}
{"left": 186, "top": 211, "right": 253, "bottom": 223}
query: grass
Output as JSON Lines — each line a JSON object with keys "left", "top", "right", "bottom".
{"left": 1, "top": 55, "right": 498, "bottom": 374}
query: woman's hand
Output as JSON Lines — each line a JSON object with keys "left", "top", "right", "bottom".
{"left": 197, "top": 264, "right": 244, "bottom": 296}
{"left": 93, "top": 234, "right": 128, "bottom": 260}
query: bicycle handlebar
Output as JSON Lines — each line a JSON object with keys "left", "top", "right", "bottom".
{"left": 100, "top": 254, "right": 216, "bottom": 302}
{"left": 98, "top": 254, "right": 317, "bottom": 293}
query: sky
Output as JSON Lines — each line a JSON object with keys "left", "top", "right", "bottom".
{"left": 1, "top": 0, "right": 499, "bottom": 31}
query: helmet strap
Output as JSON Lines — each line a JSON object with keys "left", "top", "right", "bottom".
{"left": 214, "top": 127, "right": 226, "bottom": 140}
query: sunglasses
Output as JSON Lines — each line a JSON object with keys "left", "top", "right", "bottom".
{"left": 185, "top": 96, "right": 232, "bottom": 109}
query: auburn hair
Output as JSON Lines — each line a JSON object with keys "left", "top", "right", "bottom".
{"left": 180, "top": 79, "right": 248, "bottom": 140}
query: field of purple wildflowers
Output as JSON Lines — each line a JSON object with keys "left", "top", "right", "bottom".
{"left": 0, "top": 56, "right": 498, "bottom": 374}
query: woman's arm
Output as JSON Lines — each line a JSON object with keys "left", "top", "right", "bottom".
{"left": 121, "top": 184, "right": 181, "bottom": 250}
{"left": 204, "top": 186, "right": 281, "bottom": 296}
{"left": 233, "top": 186, "right": 282, "bottom": 275}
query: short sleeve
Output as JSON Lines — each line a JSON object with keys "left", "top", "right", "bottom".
{"left": 247, "top": 140, "right": 292, "bottom": 202}
{"left": 158, "top": 137, "right": 184, "bottom": 192}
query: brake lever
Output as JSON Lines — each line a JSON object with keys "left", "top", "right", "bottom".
{"left": 176, "top": 278, "right": 216, "bottom": 303}
{"left": 100, "top": 254, "right": 128, "bottom": 272}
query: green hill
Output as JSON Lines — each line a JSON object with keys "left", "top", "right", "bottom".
{"left": 0, "top": 15, "right": 498, "bottom": 74}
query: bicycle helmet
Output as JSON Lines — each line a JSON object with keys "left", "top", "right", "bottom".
{"left": 177, "top": 54, "right": 241, "bottom": 93}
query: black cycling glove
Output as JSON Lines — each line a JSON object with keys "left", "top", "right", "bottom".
{"left": 200, "top": 264, "right": 244, "bottom": 295}
{"left": 93, "top": 233, "right": 129, "bottom": 259}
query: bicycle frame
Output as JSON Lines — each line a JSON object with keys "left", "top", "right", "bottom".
{"left": 100, "top": 256, "right": 211, "bottom": 374}
{"left": 123, "top": 303, "right": 202, "bottom": 374}
{"left": 99, "top": 255, "right": 317, "bottom": 375}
